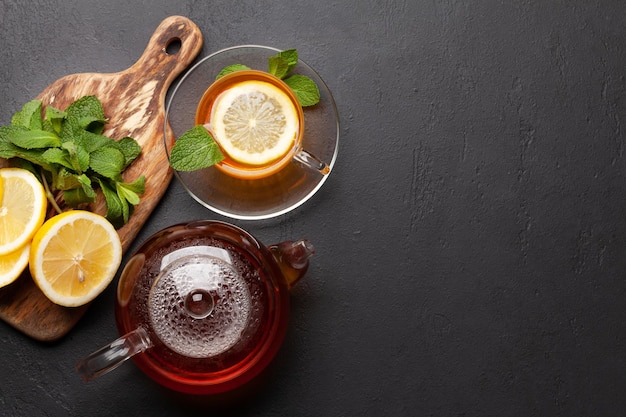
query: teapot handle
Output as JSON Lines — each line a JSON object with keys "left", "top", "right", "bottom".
{"left": 76, "top": 327, "right": 153, "bottom": 382}
{"left": 269, "top": 239, "right": 315, "bottom": 289}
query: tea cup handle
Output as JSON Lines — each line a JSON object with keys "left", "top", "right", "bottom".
{"left": 76, "top": 327, "right": 153, "bottom": 382}
{"left": 294, "top": 149, "right": 330, "bottom": 175}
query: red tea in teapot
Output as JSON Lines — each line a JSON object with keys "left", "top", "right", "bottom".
{"left": 114, "top": 221, "right": 293, "bottom": 394}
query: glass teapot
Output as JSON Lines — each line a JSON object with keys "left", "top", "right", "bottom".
{"left": 76, "top": 220, "right": 313, "bottom": 395}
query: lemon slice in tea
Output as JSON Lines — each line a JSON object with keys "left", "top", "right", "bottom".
{"left": 0, "top": 168, "right": 47, "bottom": 255}
{"left": 30, "top": 210, "right": 122, "bottom": 307}
{"left": 211, "top": 79, "right": 300, "bottom": 166}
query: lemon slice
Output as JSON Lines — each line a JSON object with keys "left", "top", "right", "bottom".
{"left": 0, "top": 243, "right": 30, "bottom": 288}
{"left": 0, "top": 168, "right": 47, "bottom": 255}
{"left": 211, "top": 79, "right": 300, "bottom": 166}
{"left": 30, "top": 210, "right": 122, "bottom": 307}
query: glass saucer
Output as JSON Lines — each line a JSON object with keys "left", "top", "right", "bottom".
{"left": 164, "top": 45, "right": 339, "bottom": 220}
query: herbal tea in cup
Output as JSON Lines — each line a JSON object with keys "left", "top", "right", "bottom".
{"left": 196, "top": 70, "right": 328, "bottom": 179}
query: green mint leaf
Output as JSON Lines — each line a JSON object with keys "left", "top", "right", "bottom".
{"left": 42, "top": 148, "right": 74, "bottom": 170}
{"left": 45, "top": 106, "right": 66, "bottom": 134}
{"left": 277, "top": 49, "right": 298, "bottom": 67}
{"left": 119, "top": 175, "right": 145, "bottom": 195}
{"left": 81, "top": 117, "right": 106, "bottom": 134}
{"left": 270, "top": 49, "right": 298, "bottom": 79}
{"left": 0, "top": 144, "right": 18, "bottom": 159}
{"left": 96, "top": 178, "right": 125, "bottom": 228}
{"left": 61, "top": 141, "right": 90, "bottom": 173}
{"left": 116, "top": 182, "right": 141, "bottom": 206}
{"left": 89, "top": 147, "right": 125, "bottom": 179}
{"left": 169, "top": 125, "right": 224, "bottom": 172}
{"left": 53, "top": 169, "right": 83, "bottom": 190}
{"left": 63, "top": 177, "right": 96, "bottom": 207}
{"left": 0, "top": 126, "right": 20, "bottom": 158}
{"left": 62, "top": 188, "right": 86, "bottom": 207}
{"left": 284, "top": 75, "right": 320, "bottom": 107}
{"left": 11, "top": 100, "right": 43, "bottom": 130}
{"left": 116, "top": 137, "right": 142, "bottom": 168}
{"left": 268, "top": 50, "right": 298, "bottom": 79}
{"left": 268, "top": 56, "right": 291, "bottom": 79}
{"left": 115, "top": 177, "right": 145, "bottom": 208}
{"left": 120, "top": 197, "right": 130, "bottom": 224}
{"left": 63, "top": 95, "right": 107, "bottom": 136}
{"left": 58, "top": 173, "right": 96, "bottom": 204}
{"left": 6, "top": 148, "right": 54, "bottom": 171}
{"left": 6, "top": 128, "right": 61, "bottom": 149}
{"left": 77, "top": 173, "right": 96, "bottom": 199}
{"left": 0, "top": 126, "right": 54, "bottom": 170}
{"left": 74, "top": 131, "right": 112, "bottom": 153}
{"left": 216, "top": 64, "right": 251, "bottom": 80}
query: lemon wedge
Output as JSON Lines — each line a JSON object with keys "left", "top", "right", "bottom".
{"left": 211, "top": 79, "right": 300, "bottom": 166}
{"left": 0, "top": 168, "right": 47, "bottom": 256}
{"left": 0, "top": 243, "right": 30, "bottom": 288}
{"left": 30, "top": 210, "right": 122, "bottom": 307}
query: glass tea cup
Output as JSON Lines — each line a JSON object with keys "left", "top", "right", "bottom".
{"left": 76, "top": 220, "right": 314, "bottom": 395}
{"left": 196, "top": 69, "right": 329, "bottom": 179}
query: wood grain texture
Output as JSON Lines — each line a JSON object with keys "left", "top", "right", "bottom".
{"left": 0, "top": 15, "right": 203, "bottom": 341}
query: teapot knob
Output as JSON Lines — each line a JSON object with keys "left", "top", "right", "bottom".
{"left": 269, "top": 240, "right": 314, "bottom": 289}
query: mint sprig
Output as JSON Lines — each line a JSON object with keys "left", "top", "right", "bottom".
{"left": 169, "top": 125, "right": 224, "bottom": 172}
{"left": 0, "top": 96, "right": 145, "bottom": 228}
{"left": 217, "top": 49, "right": 320, "bottom": 107}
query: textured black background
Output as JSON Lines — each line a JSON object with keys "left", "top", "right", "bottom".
{"left": 1, "top": 1, "right": 626, "bottom": 416}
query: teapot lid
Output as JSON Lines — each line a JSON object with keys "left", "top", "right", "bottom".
{"left": 148, "top": 247, "right": 251, "bottom": 358}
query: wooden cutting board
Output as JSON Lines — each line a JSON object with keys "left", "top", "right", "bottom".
{"left": 0, "top": 15, "right": 203, "bottom": 341}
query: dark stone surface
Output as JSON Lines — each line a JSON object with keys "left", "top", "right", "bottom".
{"left": 1, "top": 1, "right": 626, "bottom": 415}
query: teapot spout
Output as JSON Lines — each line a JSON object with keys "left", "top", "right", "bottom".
{"left": 76, "top": 327, "right": 153, "bottom": 382}
{"left": 269, "top": 240, "right": 314, "bottom": 289}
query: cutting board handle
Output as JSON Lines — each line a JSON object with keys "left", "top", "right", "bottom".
{"left": 128, "top": 15, "right": 203, "bottom": 84}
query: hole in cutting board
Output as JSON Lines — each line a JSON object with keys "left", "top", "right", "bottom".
{"left": 166, "top": 38, "right": 182, "bottom": 55}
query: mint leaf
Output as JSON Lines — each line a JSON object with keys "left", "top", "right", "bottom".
{"left": 120, "top": 195, "right": 130, "bottom": 224}
{"left": 116, "top": 182, "right": 140, "bottom": 205}
{"left": 116, "top": 137, "right": 142, "bottom": 167}
{"left": 277, "top": 49, "right": 298, "bottom": 66}
{"left": 97, "top": 178, "right": 125, "bottom": 227}
{"left": 61, "top": 141, "right": 90, "bottom": 173}
{"left": 116, "top": 176, "right": 145, "bottom": 208}
{"left": 119, "top": 175, "right": 145, "bottom": 194}
{"left": 268, "top": 50, "right": 298, "bottom": 79}
{"left": 90, "top": 147, "right": 125, "bottom": 179}
{"left": 216, "top": 64, "right": 251, "bottom": 80}
{"left": 42, "top": 148, "right": 74, "bottom": 170}
{"left": 54, "top": 169, "right": 83, "bottom": 190}
{"left": 0, "top": 126, "right": 22, "bottom": 158}
{"left": 0, "top": 130, "right": 54, "bottom": 170}
{"left": 63, "top": 177, "right": 96, "bottom": 207}
{"left": 284, "top": 75, "right": 320, "bottom": 106}
{"left": 276, "top": 49, "right": 298, "bottom": 73}
{"left": 74, "top": 131, "right": 112, "bottom": 154}
{"left": 169, "top": 125, "right": 224, "bottom": 171}
{"left": 63, "top": 95, "right": 107, "bottom": 136}
{"left": 11, "top": 100, "right": 43, "bottom": 130}
{"left": 77, "top": 174, "right": 96, "bottom": 199}
{"left": 268, "top": 56, "right": 291, "bottom": 79}
{"left": 45, "top": 106, "right": 66, "bottom": 134}
{"left": 6, "top": 128, "right": 61, "bottom": 149}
